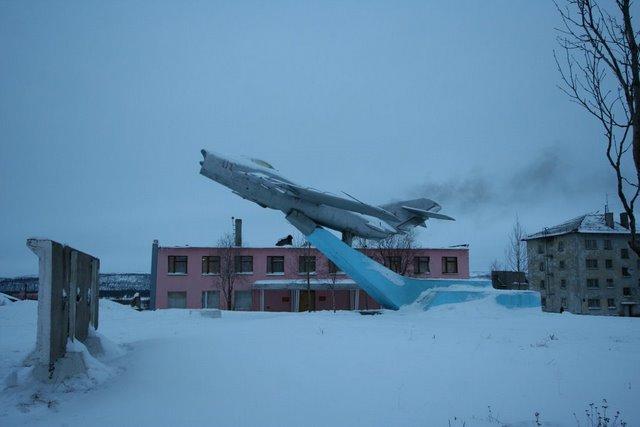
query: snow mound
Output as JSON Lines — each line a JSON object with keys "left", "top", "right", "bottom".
{"left": 1, "top": 328, "right": 125, "bottom": 417}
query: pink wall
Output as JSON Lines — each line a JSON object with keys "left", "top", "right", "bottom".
{"left": 155, "top": 246, "right": 470, "bottom": 310}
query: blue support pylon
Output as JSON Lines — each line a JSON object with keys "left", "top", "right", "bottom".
{"left": 287, "top": 210, "right": 540, "bottom": 310}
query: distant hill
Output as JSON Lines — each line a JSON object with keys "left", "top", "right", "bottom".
{"left": 0, "top": 273, "right": 150, "bottom": 293}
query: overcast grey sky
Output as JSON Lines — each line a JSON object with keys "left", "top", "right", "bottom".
{"left": 0, "top": 1, "right": 628, "bottom": 276}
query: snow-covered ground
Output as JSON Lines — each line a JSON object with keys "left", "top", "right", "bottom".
{"left": 1, "top": 298, "right": 639, "bottom": 426}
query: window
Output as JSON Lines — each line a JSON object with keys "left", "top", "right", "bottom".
{"left": 539, "top": 262, "right": 545, "bottom": 272}
{"left": 234, "top": 256, "right": 253, "bottom": 273}
{"left": 413, "top": 256, "right": 430, "bottom": 274}
{"left": 298, "top": 256, "right": 316, "bottom": 273}
{"left": 168, "top": 256, "right": 188, "bottom": 274}
{"left": 561, "top": 297, "right": 567, "bottom": 308}
{"left": 559, "top": 260, "right": 566, "bottom": 270}
{"left": 202, "top": 256, "right": 220, "bottom": 275}
{"left": 201, "top": 291, "right": 220, "bottom": 309}
{"left": 587, "top": 298, "right": 601, "bottom": 309}
{"left": 587, "top": 279, "right": 599, "bottom": 288}
{"left": 560, "top": 279, "right": 566, "bottom": 289}
{"left": 604, "top": 240, "right": 612, "bottom": 250}
{"left": 586, "top": 259, "right": 598, "bottom": 269}
{"left": 607, "top": 298, "right": 616, "bottom": 309}
{"left": 621, "top": 248, "right": 629, "bottom": 259}
{"left": 537, "top": 244, "right": 544, "bottom": 254}
{"left": 167, "top": 291, "right": 187, "bottom": 308}
{"left": 623, "top": 287, "right": 632, "bottom": 296}
{"left": 442, "top": 257, "right": 459, "bottom": 274}
{"left": 606, "top": 278, "right": 614, "bottom": 288}
{"left": 585, "top": 239, "right": 597, "bottom": 250}
{"left": 622, "top": 267, "right": 630, "bottom": 277}
{"left": 267, "top": 256, "right": 285, "bottom": 274}
{"left": 558, "top": 241, "right": 565, "bottom": 252}
{"left": 605, "top": 259, "right": 613, "bottom": 269}
{"left": 386, "top": 256, "right": 402, "bottom": 273}
{"left": 540, "top": 280, "right": 545, "bottom": 289}
{"left": 541, "top": 297, "right": 547, "bottom": 308}
{"left": 234, "top": 290, "right": 252, "bottom": 311}
{"left": 328, "top": 260, "right": 343, "bottom": 274}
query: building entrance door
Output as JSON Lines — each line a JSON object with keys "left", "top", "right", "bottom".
{"left": 299, "top": 290, "right": 316, "bottom": 312}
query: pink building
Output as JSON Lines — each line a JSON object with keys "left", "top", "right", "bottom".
{"left": 150, "top": 242, "right": 470, "bottom": 311}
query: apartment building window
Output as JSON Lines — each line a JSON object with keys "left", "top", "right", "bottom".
{"left": 606, "top": 278, "right": 614, "bottom": 288}
{"left": 327, "top": 260, "right": 343, "bottom": 274}
{"left": 386, "top": 256, "right": 403, "bottom": 273}
{"left": 234, "top": 256, "right": 253, "bottom": 273}
{"left": 267, "top": 256, "right": 285, "bottom": 274}
{"left": 234, "top": 290, "right": 252, "bottom": 311}
{"left": 586, "top": 259, "right": 598, "bottom": 269}
{"left": 558, "top": 241, "right": 565, "bottom": 252}
{"left": 167, "top": 291, "right": 187, "bottom": 308}
{"left": 540, "top": 280, "right": 545, "bottom": 289}
{"left": 587, "top": 278, "right": 599, "bottom": 288}
{"left": 539, "top": 262, "right": 545, "bottom": 272}
{"left": 559, "top": 260, "right": 566, "bottom": 270}
{"left": 537, "top": 244, "right": 544, "bottom": 254}
{"left": 201, "top": 290, "right": 220, "bottom": 309}
{"left": 560, "top": 279, "right": 566, "bottom": 289}
{"left": 168, "top": 256, "right": 188, "bottom": 274}
{"left": 604, "top": 240, "right": 612, "bottom": 250}
{"left": 202, "top": 256, "right": 220, "bottom": 275}
{"left": 442, "top": 257, "right": 458, "bottom": 274}
{"left": 413, "top": 256, "right": 430, "bottom": 274}
{"left": 587, "top": 298, "right": 601, "bottom": 309}
{"left": 541, "top": 297, "right": 547, "bottom": 308}
{"left": 623, "top": 287, "right": 632, "bottom": 296}
{"left": 298, "top": 256, "right": 316, "bottom": 274}
{"left": 561, "top": 297, "right": 567, "bottom": 308}
{"left": 585, "top": 239, "right": 597, "bottom": 250}
{"left": 621, "top": 248, "right": 629, "bottom": 259}
{"left": 607, "top": 298, "right": 616, "bottom": 309}
{"left": 622, "top": 267, "right": 630, "bottom": 277}
{"left": 605, "top": 259, "right": 613, "bottom": 269}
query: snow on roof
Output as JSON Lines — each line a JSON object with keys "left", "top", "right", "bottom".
{"left": 524, "top": 213, "right": 630, "bottom": 240}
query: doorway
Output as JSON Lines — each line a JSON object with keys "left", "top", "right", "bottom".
{"left": 299, "top": 290, "right": 316, "bottom": 312}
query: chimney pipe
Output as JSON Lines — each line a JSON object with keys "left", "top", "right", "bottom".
{"left": 605, "top": 212, "right": 614, "bottom": 228}
{"left": 620, "top": 212, "right": 629, "bottom": 229}
{"left": 234, "top": 218, "right": 242, "bottom": 247}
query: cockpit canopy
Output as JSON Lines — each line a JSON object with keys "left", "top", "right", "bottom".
{"left": 250, "top": 158, "right": 275, "bottom": 170}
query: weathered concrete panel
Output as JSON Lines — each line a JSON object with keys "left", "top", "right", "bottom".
{"left": 27, "top": 238, "right": 100, "bottom": 373}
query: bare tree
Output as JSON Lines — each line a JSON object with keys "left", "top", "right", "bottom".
{"left": 214, "top": 231, "right": 243, "bottom": 310}
{"left": 555, "top": 0, "right": 640, "bottom": 256}
{"left": 505, "top": 215, "right": 527, "bottom": 274}
{"left": 490, "top": 258, "right": 503, "bottom": 273}
{"left": 367, "top": 230, "right": 417, "bottom": 276}
{"left": 293, "top": 233, "right": 315, "bottom": 312}
{"left": 326, "top": 259, "right": 339, "bottom": 313}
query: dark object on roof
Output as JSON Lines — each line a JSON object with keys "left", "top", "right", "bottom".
{"left": 491, "top": 271, "right": 528, "bottom": 290}
{"left": 275, "top": 234, "right": 293, "bottom": 247}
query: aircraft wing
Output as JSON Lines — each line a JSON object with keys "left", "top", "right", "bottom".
{"left": 259, "top": 176, "right": 398, "bottom": 222}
